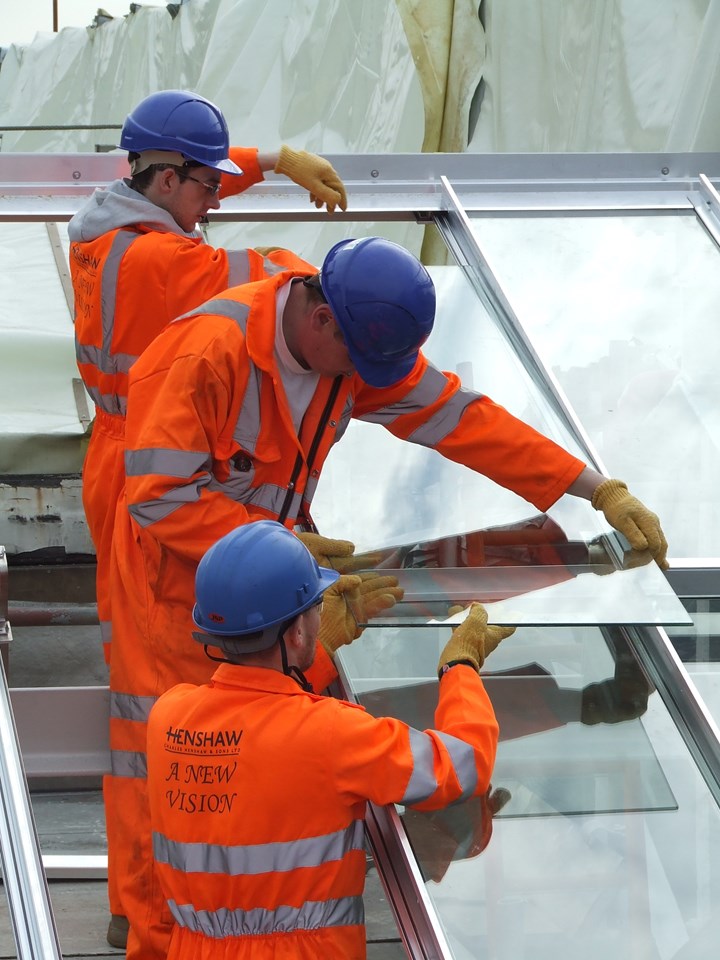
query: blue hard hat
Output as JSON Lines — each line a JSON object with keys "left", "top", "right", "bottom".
{"left": 192, "top": 521, "right": 339, "bottom": 651}
{"left": 120, "top": 89, "right": 242, "bottom": 174}
{"left": 320, "top": 237, "right": 436, "bottom": 387}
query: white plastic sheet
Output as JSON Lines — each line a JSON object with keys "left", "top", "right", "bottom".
{"left": 0, "top": 0, "right": 425, "bottom": 483}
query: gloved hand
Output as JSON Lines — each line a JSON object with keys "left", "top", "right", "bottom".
{"left": 318, "top": 573, "right": 403, "bottom": 655}
{"left": 350, "top": 572, "right": 404, "bottom": 624}
{"left": 274, "top": 146, "right": 348, "bottom": 214}
{"left": 403, "top": 784, "right": 511, "bottom": 882}
{"left": 581, "top": 657, "right": 653, "bottom": 725}
{"left": 332, "top": 550, "right": 386, "bottom": 574}
{"left": 591, "top": 479, "right": 669, "bottom": 570}
{"left": 438, "top": 603, "right": 516, "bottom": 675}
{"left": 580, "top": 677, "right": 650, "bottom": 724}
{"left": 296, "top": 532, "right": 356, "bottom": 570}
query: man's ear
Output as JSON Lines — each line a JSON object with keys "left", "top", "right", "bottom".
{"left": 312, "top": 304, "right": 334, "bottom": 328}
{"left": 156, "top": 167, "right": 177, "bottom": 193}
{"left": 283, "top": 617, "right": 305, "bottom": 652}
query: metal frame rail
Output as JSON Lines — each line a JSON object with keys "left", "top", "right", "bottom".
{"left": 0, "top": 548, "right": 63, "bottom": 959}
{"left": 2, "top": 151, "right": 720, "bottom": 960}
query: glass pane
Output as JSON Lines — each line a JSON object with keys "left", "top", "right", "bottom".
{"left": 313, "top": 263, "right": 689, "bottom": 626}
{"left": 339, "top": 619, "right": 720, "bottom": 959}
{"left": 468, "top": 212, "right": 720, "bottom": 560}
{"left": 365, "top": 558, "right": 690, "bottom": 627}
{"left": 313, "top": 264, "right": 592, "bottom": 552}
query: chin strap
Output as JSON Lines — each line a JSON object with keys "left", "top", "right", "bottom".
{"left": 279, "top": 635, "right": 314, "bottom": 692}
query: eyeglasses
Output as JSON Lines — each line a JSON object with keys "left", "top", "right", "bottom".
{"left": 181, "top": 173, "right": 222, "bottom": 197}
{"left": 314, "top": 599, "right": 325, "bottom": 614}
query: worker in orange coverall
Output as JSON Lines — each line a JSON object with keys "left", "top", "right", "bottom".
{"left": 110, "top": 235, "right": 668, "bottom": 959}
{"left": 67, "top": 88, "right": 342, "bottom": 949}
{"left": 146, "top": 519, "right": 514, "bottom": 959}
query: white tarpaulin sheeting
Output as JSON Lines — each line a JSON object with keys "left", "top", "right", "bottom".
{"left": 0, "top": 0, "right": 719, "bottom": 550}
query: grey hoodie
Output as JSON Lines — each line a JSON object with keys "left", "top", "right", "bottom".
{"left": 67, "top": 179, "right": 202, "bottom": 243}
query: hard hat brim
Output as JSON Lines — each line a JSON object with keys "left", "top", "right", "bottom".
{"left": 206, "top": 156, "right": 243, "bottom": 175}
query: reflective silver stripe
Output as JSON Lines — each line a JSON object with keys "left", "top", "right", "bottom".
{"left": 174, "top": 297, "right": 250, "bottom": 327}
{"left": 75, "top": 342, "right": 137, "bottom": 376}
{"left": 335, "top": 395, "right": 354, "bottom": 442}
{"left": 303, "top": 473, "right": 319, "bottom": 503}
{"left": 168, "top": 895, "right": 364, "bottom": 938}
{"left": 406, "top": 387, "right": 478, "bottom": 447}
{"left": 358, "top": 365, "right": 447, "bottom": 425}
{"left": 100, "top": 620, "right": 112, "bottom": 643}
{"left": 83, "top": 382, "right": 128, "bottom": 416}
{"left": 232, "top": 365, "right": 262, "bottom": 456}
{"left": 153, "top": 820, "right": 364, "bottom": 877}
{"left": 180, "top": 297, "right": 262, "bottom": 461}
{"left": 125, "top": 449, "right": 214, "bottom": 526}
{"left": 225, "top": 249, "right": 251, "bottom": 287}
{"left": 102, "top": 230, "right": 141, "bottom": 350}
{"left": 110, "top": 691, "right": 157, "bottom": 723}
{"left": 359, "top": 365, "right": 482, "bottom": 445}
{"left": 125, "top": 448, "right": 211, "bottom": 478}
{"left": 402, "top": 727, "right": 438, "bottom": 804}
{"left": 435, "top": 732, "right": 478, "bottom": 801}
{"left": 402, "top": 727, "right": 480, "bottom": 805}
{"left": 261, "top": 256, "right": 289, "bottom": 277}
{"left": 206, "top": 475, "right": 303, "bottom": 523}
{"left": 75, "top": 230, "right": 142, "bottom": 394}
{"left": 128, "top": 476, "right": 212, "bottom": 526}
{"left": 111, "top": 749, "right": 147, "bottom": 779}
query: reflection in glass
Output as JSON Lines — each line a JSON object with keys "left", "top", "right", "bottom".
{"left": 312, "top": 265, "right": 595, "bottom": 553}
{"left": 340, "top": 518, "right": 689, "bottom": 627}
{"left": 469, "top": 213, "right": 720, "bottom": 558}
{"left": 339, "top": 619, "right": 720, "bottom": 959}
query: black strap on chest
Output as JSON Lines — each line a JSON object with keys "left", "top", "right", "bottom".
{"left": 277, "top": 375, "right": 343, "bottom": 527}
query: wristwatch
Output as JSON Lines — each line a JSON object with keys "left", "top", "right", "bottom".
{"left": 438, "top": 659, "right": 476, "bottom": 680}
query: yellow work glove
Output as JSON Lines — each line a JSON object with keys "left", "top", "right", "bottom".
{"left": 331, "top": 550, "right": 386, "bottom": 574}
{"left": 274, "top": 146, "right": 348, "bottom": 214}
{"left": 318, "top": 573, "right": 404, "bottom": 655}
{"left": 296, "top": 532, "right": 355, "bottom": 570}
{"left": 438, "top": 603, "right": 516, "bottom": 676}
{"left": 352, "top": 573, "right": 404, "bottom": 623}
{"left": 591, "top": 479, "right": 669, "bottom": 570}
{"left": 317, "top": 574, "right": 363, "bottom": 655}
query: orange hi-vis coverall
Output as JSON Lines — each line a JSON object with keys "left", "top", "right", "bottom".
{"left": 147, "top": 660, "right": 499, "bottom": 959}
{"left": 109, "top": 268, "right": 586, "bottom": 958}
{"left": 68, "top": 147, "right": 309, "bottom": 664}
{"left": 67, "top": 147, "right": 312, "bottom": 928}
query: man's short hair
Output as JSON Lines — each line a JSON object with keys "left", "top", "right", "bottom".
{"left": 127, "top": 151, "right": 203, "bottom": 193}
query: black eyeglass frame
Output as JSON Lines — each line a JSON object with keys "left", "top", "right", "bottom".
{"left": 302, "top": 274, "right": 327, "bottom": 302}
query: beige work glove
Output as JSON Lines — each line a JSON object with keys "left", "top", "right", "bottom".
{"left": 351, "top": 572, "right": 404, "bottom": 624}
{"left": 296, "top": 532, "right": 386, "bottom": 576}
{"left": 591, "top": 479, "right": 669, "bottom": 570}
{"left": 274, "top": 146, "right": 348, "bottom": 214}
{"left": 318, "top": 573, "right": 403, "bottom": 656}
{"left": 438, "top": 603, "right": 516, "bottom": 675}
{"left": 297, "top": 532, "right": 356, "bottom": 570}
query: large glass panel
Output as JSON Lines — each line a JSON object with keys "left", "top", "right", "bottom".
{"left": 338, "top": 618, "right": 720, "bottom": 959}
{"left": 313, "top": 264, "right": 590, "bottom": 551}
{"left": 312, "top": 263, "right": 689, "bottom": 626}
{"left": 467, "top": 212, "right": 720, "bottom": 560}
